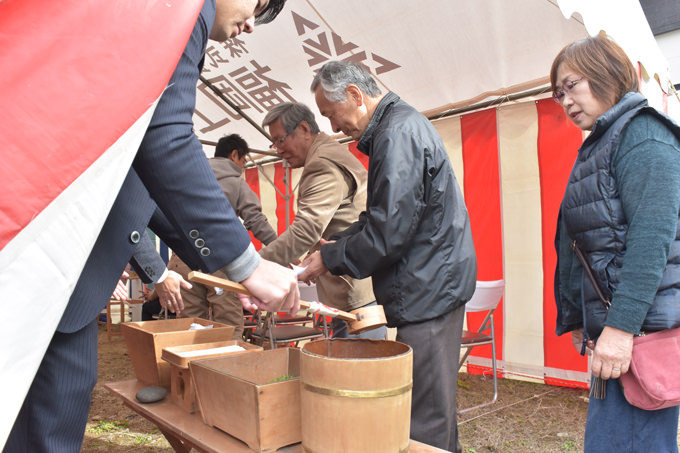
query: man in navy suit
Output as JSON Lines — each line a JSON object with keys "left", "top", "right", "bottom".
{"left": 3, "top": 1, "right": 292, "bottom": 451}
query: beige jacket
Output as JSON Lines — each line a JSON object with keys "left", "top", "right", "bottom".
{"left": 259, "top": 133, "right": 374, "bottom": 311}
{"left": 209, "top": 157, "right": 277, "bottom": 245}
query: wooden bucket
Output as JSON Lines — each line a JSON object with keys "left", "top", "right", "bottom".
{"left": 300, "top": 339, "right": 413, "bottom": 453}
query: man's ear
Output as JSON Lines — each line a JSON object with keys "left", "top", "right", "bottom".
{"left": 346, "top": 85, "right": 363, "bottom": 106}
{"left": 229, "top": 149, "right": 240, "bottom": 163}
{"left": 298, "top": 120, "right": 312, "bottom": 135}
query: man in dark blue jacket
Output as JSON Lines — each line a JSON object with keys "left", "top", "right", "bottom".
{"left": 4, "top": 1, "right": 294, "bottom": 451}
{"left": 302, "top": 61, "right": 477, "bottom": 452}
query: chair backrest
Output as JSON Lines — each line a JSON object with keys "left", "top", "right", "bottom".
{"left": 465, "top": 280, "right": 505, "bottom": 313}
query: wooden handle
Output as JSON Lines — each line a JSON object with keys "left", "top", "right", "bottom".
{"left": 188, "top": 271, "right": 253, "bottom": 296}
{"left": 187, "top": 271, "right": 357, "bottom": 322}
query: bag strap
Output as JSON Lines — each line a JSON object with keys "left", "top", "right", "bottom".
{"left": 571, "top": 240, "right": 612, "bottom": 400}
{"left": 571, "top": 240, "right": 611, "bottom": 311}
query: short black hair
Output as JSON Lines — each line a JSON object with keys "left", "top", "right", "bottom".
{"left": 215, "top": 133, "right": 249, "bottom": 159}
{"left": 255, "top": 0, "right": 287, "bottom": 25}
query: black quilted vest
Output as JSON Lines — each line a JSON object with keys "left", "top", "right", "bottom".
{"left": 561, "top": 92, "right": 680, "bottom": 337}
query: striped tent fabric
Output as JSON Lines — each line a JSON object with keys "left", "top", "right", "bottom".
{"left": 0, "top": 0, "right": 203, "bottom": 444}
{"left": 244, "top": 97, "right": 594, "bottom": 387}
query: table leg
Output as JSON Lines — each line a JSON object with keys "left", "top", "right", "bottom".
{"left": 159, "top": 427, "right": 192, "bottom": 453}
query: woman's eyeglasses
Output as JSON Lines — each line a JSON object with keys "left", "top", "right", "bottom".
{"left": 552, "top": 77, "right": 584, "bottom": 103}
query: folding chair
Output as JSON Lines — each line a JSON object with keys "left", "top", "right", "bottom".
{"left": 242, "top": 309, "right": 261, "bottom": 342}
{"left": 458, "top": 279, "right": 505, "bottom": 413}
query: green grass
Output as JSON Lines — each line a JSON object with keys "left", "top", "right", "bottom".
{"left": 88, "top": 420, "right": 129, "bottom": 434}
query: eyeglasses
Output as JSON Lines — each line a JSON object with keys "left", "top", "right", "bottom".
{"left": 269, "top": 123, "right": 300, "bottom": 150}
{"left": 552, "top": 76, "right": 585, "bottom": 103}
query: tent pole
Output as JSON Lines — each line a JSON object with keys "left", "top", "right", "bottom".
{"left": 200, "top": 139, "right": 279, "bottom": 158}
{"left": 283, "top": 160, "right": 291, "bottom": 227}
{"left": 429, "top": 86, "right": 552, "bottom": 121}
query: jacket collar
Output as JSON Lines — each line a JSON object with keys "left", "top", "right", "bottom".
{"left": 304, "top": 132, "right": 330, "bottom": 166}
{"left": 210, "top": 157, "right": 243, "bottom": 176}
{"left": 584, "top": 92, "right": 648, "bottom": 146}
{"left": 357, "top": 91, "right": 400, "bottom": 155}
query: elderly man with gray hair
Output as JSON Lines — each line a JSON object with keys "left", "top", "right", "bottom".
{"left": 260, "top": 102, "right": 385, "bottom": 339}
{"left": 300, "top": 61, "right": 477, "bottom": 452}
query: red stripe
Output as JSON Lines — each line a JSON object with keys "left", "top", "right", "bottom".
{"left": 536, "top": 99, "right": 588, "bottom": 387}
{"left": 245, "top": 167, "right": 263, "bottom": 250}
{"left": 274, "top": 163, "right": 295, "bottom": 234}
{"left": 0, "top": 0, "right": 202, "bottom": 249}
{"left": 461, "top": 108, "right": 504, "bottom": 371}
{"left": 348, "top": 141, "right": 369, "bottom": 170}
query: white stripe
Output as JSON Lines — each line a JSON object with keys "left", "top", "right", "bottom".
{"left": 432, "top": 116, "right": 464, "bottom": 196}
{"left": 498, "top": 101, "right": 545, "bottom": 372}
{"left": 543, "top": 366, "right": 591, "bottom": 386}
{"left": 0, "top": 103, "right": 158, "bottom": 445}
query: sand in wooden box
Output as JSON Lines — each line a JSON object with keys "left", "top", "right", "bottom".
{"left": 120, "top": 318, "right": 234, "bottom": 389}
{"left": 161, "top": 340, "right": 262, "bottom": 413}
{"left": 190, "top": 348, "right": 301, "bottom": 452}
{"left": 300, "top": 339, "right": 413, "bottom": 453}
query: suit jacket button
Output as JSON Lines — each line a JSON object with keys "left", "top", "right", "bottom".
{"left": 189, "top": 229, "right": 200, "bottom": 239}
{"left": 129, "top": 231, "right": 141, "bottom": 244}
{"left": 194, "top": 238, "right": 205, "bottom": 248}
{"left": 200, "top": 247, "right": 211, "bottom": 256}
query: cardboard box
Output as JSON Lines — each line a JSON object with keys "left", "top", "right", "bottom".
{"left": 191, "top": 348, "right": 301, "bottom": 452}
{"left": 121, "top": 318, "right": 234, "bottom": 389}
{"left": 161, "top": 340, "right": 262, "bottom": 413}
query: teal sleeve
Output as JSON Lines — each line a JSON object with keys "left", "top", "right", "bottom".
{"left": 606, "top": 114, "right": 680, "bottom": 333}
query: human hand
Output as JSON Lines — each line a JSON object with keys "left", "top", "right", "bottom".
{"left": 139, "top": 287, "right": 154, "bottom": 302}
{"left": 571, "top": 328, "right": 594, "bottom": 355}
{"left": 591, "top": 326, "right": 634, "bottom": 380}
{"left": 299, "top": 250, "right": 328, "bottom": 284}
{"left": 239, "top": 259, "right": 299, "bottom": 314}
{"left": 155, "top": 270, "right": 192, "bottom": 314}
{"left": 111, "top": 273, "right": 130, "bottom": 301}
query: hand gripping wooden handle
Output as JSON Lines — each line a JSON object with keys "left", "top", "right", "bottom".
{"left": 187, "top": 271, "right": 357, "bottom": 322}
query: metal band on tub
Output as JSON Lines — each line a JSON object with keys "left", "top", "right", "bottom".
{"left": 303, "top": 443, "right": 410, "bottom": 453}
{"left": 301, "top": 381, "right": 412, "bottom": 399}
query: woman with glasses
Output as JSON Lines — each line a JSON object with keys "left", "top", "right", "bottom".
{"left": 552, "top": 33, "right": 680, "bottom": 451}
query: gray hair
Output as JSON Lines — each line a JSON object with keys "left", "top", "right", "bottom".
{"left": 310, "top": 61, "right": 382, "bottom": 102}
{"left": 262, "top": 102, "right": 320, "bottom": 134}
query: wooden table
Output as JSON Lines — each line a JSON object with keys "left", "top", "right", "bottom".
{"left": 105, "top": 379, "right": 449, "bottom": 452}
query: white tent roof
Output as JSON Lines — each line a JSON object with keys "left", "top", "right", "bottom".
{"left": 193, "top": 0, "right": 678, "bottom": 154}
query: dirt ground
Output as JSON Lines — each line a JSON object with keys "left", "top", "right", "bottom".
{"left": 85, "top": 323, "right": 591, "bottom": 452}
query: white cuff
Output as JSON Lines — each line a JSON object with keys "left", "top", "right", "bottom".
{"left": 155, "top": 268, "right": 169, "bottom": 284}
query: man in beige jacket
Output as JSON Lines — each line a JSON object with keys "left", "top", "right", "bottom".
{"left": 168, "top": 134, "right": 277, "bottom": 338}
{"left": 261, "top": 102, "right": 385, "bottom": 339}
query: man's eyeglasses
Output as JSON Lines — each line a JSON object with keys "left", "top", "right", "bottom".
{"left": 269, "top": 123, "right": 300, "bottom": 150}
{"left": 552, "top": 76, "right": 584, "bottom": 103}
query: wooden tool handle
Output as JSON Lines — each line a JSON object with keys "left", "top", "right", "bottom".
{"left": 187, "top": 271, "right": 356, "bottom": 322}
{"left": 188, "top": 271, "right": 253, "bottom": 296}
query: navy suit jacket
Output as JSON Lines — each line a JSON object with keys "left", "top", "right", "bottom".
{"left": 129, "top": 230, "right": 168, "bottom": 284}
{"left": 58, "top": 0, "right": 251, "bottom": 333}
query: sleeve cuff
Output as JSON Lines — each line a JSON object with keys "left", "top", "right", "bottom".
{"left": 605, "top": 295, "right": 650, "bottom": 334}
{"left": 221, "top": 243, "right": 261, "bottom": 283}
{"left": 154, "top": 268, "right": 169, "bottom": 284}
